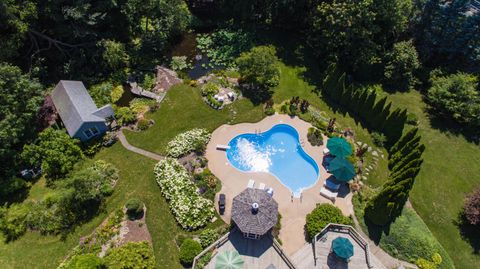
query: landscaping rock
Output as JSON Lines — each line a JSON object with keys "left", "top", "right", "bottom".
{"left": 372, "top": 150, "right": 379, "bottom": 157}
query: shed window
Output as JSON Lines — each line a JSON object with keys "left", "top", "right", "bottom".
{"left": 84, "top": 127, "right": 100, "bottom": 138}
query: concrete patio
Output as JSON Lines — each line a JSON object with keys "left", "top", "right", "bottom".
{"left": 205, "top": 114, "right": 354, "bottom": 255}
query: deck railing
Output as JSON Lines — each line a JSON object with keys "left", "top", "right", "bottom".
{"left": 313, "top": 223, "right": 373, "bottom": 268}
{"left": 191, "top": 230, "right": 231, "bottom": 269}
{"left": 272, "top": 237, "right": 298, "bottom": 269}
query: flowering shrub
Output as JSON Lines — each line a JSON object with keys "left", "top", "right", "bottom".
{"left": 154, "top": 158, "right": 214, "bottom": 229}
{"left": 166, "top": 129, "right": 211, "bottom": 158}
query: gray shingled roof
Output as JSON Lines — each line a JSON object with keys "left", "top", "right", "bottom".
{"left": 51, "top": 80, "right": 114, "bottom": 136}
{"left": 232, "top": 188, "right": 278, "bottom": 236}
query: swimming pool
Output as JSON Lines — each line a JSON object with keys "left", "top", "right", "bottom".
{"left": 226, "top": 124, "right": 319, "bottom": 196}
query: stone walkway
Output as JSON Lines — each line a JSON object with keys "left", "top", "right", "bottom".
{"left": 117, "top": 129, "right": 164, "bottom": 161}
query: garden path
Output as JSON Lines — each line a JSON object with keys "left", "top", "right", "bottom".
{"left": 117, "top": 129, "right": 164, "bottom": 161}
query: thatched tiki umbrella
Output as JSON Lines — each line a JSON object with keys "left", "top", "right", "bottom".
{"left": 231, "top": 188, "right": 278, "bottom": 239}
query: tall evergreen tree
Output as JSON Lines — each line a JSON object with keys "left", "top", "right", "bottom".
{"left": 389, "top": 127, "right": 419, "bottom": 154}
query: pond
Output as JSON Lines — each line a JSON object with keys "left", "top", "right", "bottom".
{"left": 170, "top": 32, "right": 218, "bottom": 79}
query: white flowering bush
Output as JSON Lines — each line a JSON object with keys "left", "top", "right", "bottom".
{"left": 166, "top": 129, "right": 211, "bottom": 158}
{"left": 154, "top": 158, "right": 215, "bottom": 229}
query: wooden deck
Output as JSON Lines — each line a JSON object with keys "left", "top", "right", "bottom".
{"left": 203, "top": 230, "right": 294, "bottom": 269}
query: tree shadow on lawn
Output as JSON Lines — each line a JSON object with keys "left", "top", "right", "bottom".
{"left": 422, "top": 97, "right": 479, "bottom": 145}
{"left": 454, "top": 213, "right": 480, "bottom": 254}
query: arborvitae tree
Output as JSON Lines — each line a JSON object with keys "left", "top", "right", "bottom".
{"left": 388, "top": 135, "right": 422, "bottom": 169}
{"left": 391, "top": 144, "right": 425, "bottom": 173}
{"left": 369, "top": 96, "right": 388, "bottom": 128}
{"left": 385, "top": 167, "right": 422, "bottom": 187}
{"left": 389, "top": 127, "right": 419, "bottom": 155}
{"left": 349, "top": 89, "right": 362, "bottom": 114}
{"left": 390, "top": 162, "right": 423, "bottom": 181}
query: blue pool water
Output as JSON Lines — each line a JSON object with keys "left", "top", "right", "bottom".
{"left": 226, "top": 124, "right": 319, "bottom": 195}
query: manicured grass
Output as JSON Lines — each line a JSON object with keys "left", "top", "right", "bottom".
{"left": 0, "top": 144, "right": 184, "bottom": 269}
{"left": 353, "top": 194, "right": 454, "bottom": 269}
{"left": 124, "top": 83, "right": 265, "bottom": 154}
{"left": 376, "top": 90, "right": 480, "bottom": 269}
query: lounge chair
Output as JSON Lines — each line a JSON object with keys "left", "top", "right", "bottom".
{"left": 320, "top": 187, "right": 338, "bottom": 202}
{"left": 266, "top": 187, "right": 274, "bottom": 197}
{"left": 216, "top": 144, "right": 230, "bottom": 150}
{"left": 324, "top": 179, "right": 341, "bottom": 191}
{"left": 258, "top": 183, "right": 266, "bottom": 190}
{"left": 247, "top": 179, "right": 255, "bottom": 188}
{"left": 323, "top": 148, "right": 330, "bottom": 155}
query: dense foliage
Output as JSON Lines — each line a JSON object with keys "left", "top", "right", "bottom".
{"left": 125, "top": 198, "right": 144, "bottom": 220}
{"left": 427, "top": 72, "right": 480, "bottom": 129}
{"left": 305, "top": 204, "right": 353, "bottom": 239}
{"left": 166, "top": 128, "right": 211, "bottom": 158}
{"left": 104, "top": 241, "right": 155, "bottom": 269}
{"left": 22, "top": 128, "right": 84, "bottom": 180}
{"left": 0, "top": 63, "right": 44, "bottom": 196}
{"left": 365, "top": 128, "right": 425, "bottom": 225}
{"left": 179, "top": 238, "right": 202, "bottom": 265}
{"left": 416, "top": 0, "right": 480, "bottom": 72}
{"left": 322, "top": 65, "right": 407, "bottom": 144}
{"left": 463, "top": 188, "right": 480, "bottom": 226}
{"left": 237, "top": 46, "right": 280, "bottom": 102}
{"left": 0, "top": 0, "right": 191, "bottom": 84}
{"left": 63, "top": 254, "right": 106, "bottom": 269}
{"left": 199, "top": 228, "right": 218, "bottom": 248}
{"left": 383, "top": 40, "right": 420, "bottom": 91}
{"left": 154, "top": 158, "right": 215, "bottom": 229}
{"left": 0, "top": 160, "right": 118, "bottom": 239}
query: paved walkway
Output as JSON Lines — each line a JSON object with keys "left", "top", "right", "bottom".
{"left": 352, "top": 216, "right": 418, "bottom": 269}
{"left": 117, "top": 129, "right": 164, "bottom": 161}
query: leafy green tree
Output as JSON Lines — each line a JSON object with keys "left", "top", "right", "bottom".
{"left": 179, "top": 238, "right": 202, "bottom": 265}
{"left": 100, "top": 40, "right": 129, "bottom": 70}
{"left": 0, "top": 203, "right": 31, "bottom": 241}
{"left": 104, "top": 241, "right": 155, "bottom": 269}
{"left": 22, "top": 128, "right": 84, "bottom": 179}
{"left": 384, "top": 40, "right": 420, "bottom": 91}
{"left": 416, "top": 0, "right": 480, "bottom": 72}
{"left": 427, "top": 72, "right": 480, "bottom": 128}
{"left": 0, "top": 0, "right": 37, "bottom": 61}
{"left": 236, "top": 46, "right": 280, "bottom": 102}
{"left": 89, "top": 82, "right": 114, "bottom": 107}
{"left": 305, "top": 204, "right": 353, "bottom": 239}
{"left": 0, "top": 63, "right": 44, "bottom": 196}
{"left": 64, "top": 254, "right": 106, "bottom": 269}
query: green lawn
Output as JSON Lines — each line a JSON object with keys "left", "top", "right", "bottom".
{"left": 124, "top": 83, "right": 265, "bottom": 154}
{"left": 377, "top": 90, "right": 480, "bottom": 269}
{"left": 0, "top": 144, "right": 183, "bottom": 269}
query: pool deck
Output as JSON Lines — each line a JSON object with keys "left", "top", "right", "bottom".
{"left": 206, "top": 114, "right": 353, "bottom": 255}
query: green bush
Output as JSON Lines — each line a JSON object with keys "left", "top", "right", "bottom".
{"left": 64, "top": 254, "right": 106, "bottom": 269}
{"left": 371, "top": 132, "right": 387, "bottom": 147}
{"left": 137, "top": 118, "right": 150, "bottom": 131}
{"left": 307, "top": 127, "right": 323, "bottom": 146}
{"left": 201, "top": 82, "right": 219, "bottom": 97}
{"left": 125, "top": 198, "right": 144, "bottom": 220}
{"left": 104, "top": 241, "right": 155, "bottom": 269}
{"left": 199, "top": 229, "right": 218, "bottom": 248}
{"left": 305, "top": 204, "right": 353, "bottom": 239}
{"left": 264, "top": 107, "right": 275, "bottom": 115}
{"left": 115, "top": 107, "right": 136, "bottom": 126}
{"left": 141, "top": 74, "right": 155, "bottom": 91}
{"left": 194, "top": 252, "right": 212, "bottom": 269}
{"left": 0, "top": 203, "right": 30, "bottom": 241}
{"left": 179, "top": 238, "right": 202, "bottom": 265}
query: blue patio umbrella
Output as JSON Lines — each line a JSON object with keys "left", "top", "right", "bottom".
{"left": 328, "top": 157, "right": 355, "bottom": 182}
{"left": 332, "top": 237, "right": 354, "bottom": 261}
{"left": 327, "top": 137, "right": 352, "bottom": 157}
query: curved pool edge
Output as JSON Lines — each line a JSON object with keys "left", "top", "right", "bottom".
{"left": 225, "top": 123, "right": 320, "bottom": 196}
